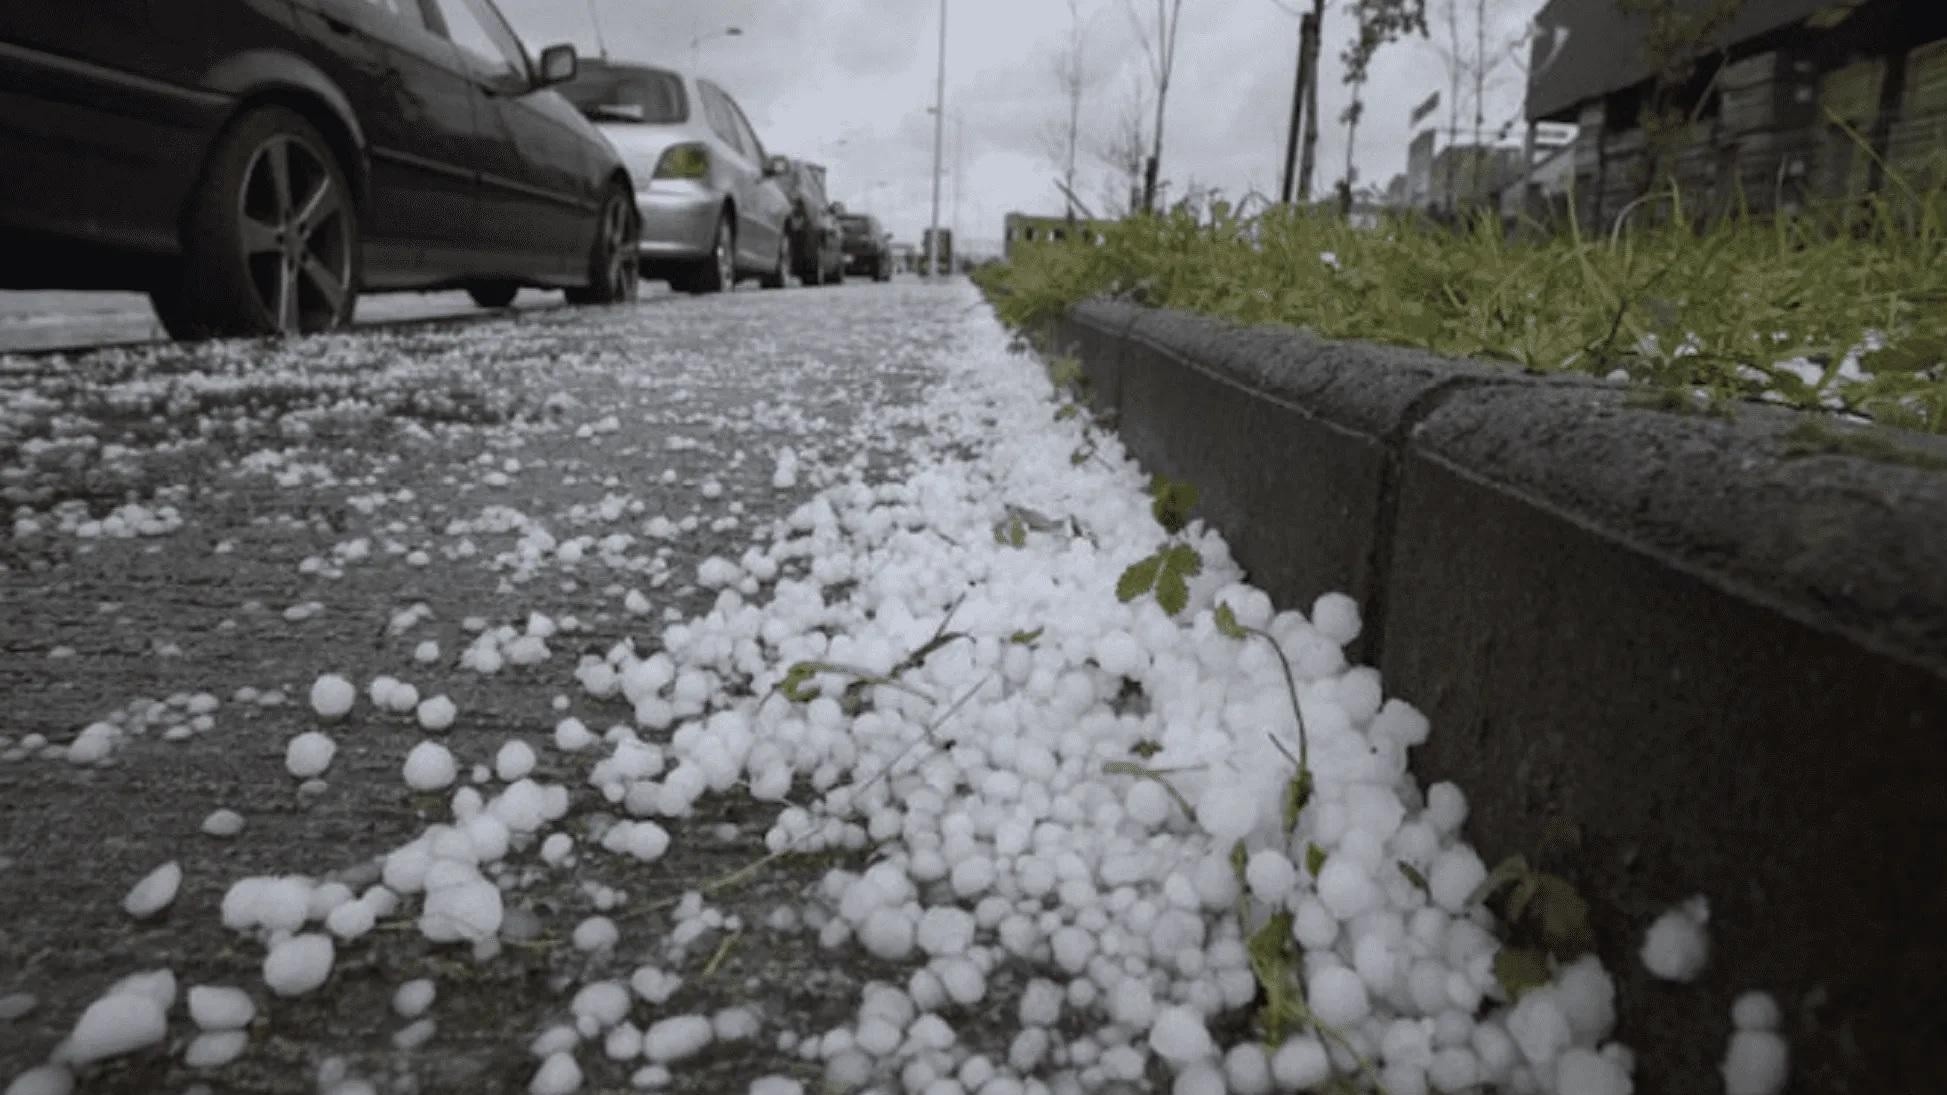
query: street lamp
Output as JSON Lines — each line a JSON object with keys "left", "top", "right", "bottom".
{"left": 928, "top": 106, "right": 966, "bottom": 268}
{"left": 926, "top": 0, "right": 947, "bottom": 279}
{"left": 690, "top": 25, "right": 742, "bottom": 69}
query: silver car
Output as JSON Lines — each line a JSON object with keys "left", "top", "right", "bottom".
{"left": 559, "top": 61, "right": 792, "bottom": 294}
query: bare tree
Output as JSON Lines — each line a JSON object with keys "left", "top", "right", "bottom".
{"left": 1090, "top": 73, "right": 1151, "bottom": 217}
{"left": 1338, "top": 0, "right": 1429, "bottom": 207}
{"left": 1427, "top": 0, "right": 1523, "bottom": 211}
{"left": 1120, "top": 0, "right": 1190, "bottom": 213}
{"left": 1267, "top": 0, "right": 1420, "bottom": 204}
{"left": 1045, "top": 0, "right": 1097, "bottom": 220}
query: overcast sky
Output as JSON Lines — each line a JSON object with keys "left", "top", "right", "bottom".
{"left": 497, "top": 0, "right": 1544, "bottom": 250}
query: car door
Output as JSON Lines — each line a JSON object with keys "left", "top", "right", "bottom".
{"left": 695, "top": 82, "right": 775, "bottom": 270}
{"left": 288, "top": 0, "right": 478, "bottom": 281}
{"left": 419, "top": 0, "right": 590, "bottom": 276}
{"left": 724, "top": 91, "right": 791, "bottom": 268}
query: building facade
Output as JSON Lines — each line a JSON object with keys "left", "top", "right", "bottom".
{"left": 1527, "top": 0, "right": 1947, "bottom": 229}
{"left": 1001, "top": 213, "right": 1109, "bottom": 262}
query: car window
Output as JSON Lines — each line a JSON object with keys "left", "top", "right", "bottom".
{"left": 560, "top": 67, "right": 686, "bottom": 124}
{"left": 697, "top": 83, "right": 747, "bottom": 158}
{"left": 422, "top": 0, "right": 527, "bottom": 82}
{"left": 722, "top": 93, "right": 767, "bottom": 164}
{"left": 355, "top": 0, "right": 422, "bottom": 24}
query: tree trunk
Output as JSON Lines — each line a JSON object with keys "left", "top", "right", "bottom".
{"left": 1295, "top": 3, "right": 1323, "bottom": 201}
{"left": 1470, "top": 0, "right": 1487, "bottom": 204}
{"left": 1280, "top": 14, "right": 1309, "bottom": 203}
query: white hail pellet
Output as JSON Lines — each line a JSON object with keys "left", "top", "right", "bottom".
{"left": 123, "top": 861, "right": 183, "bottom": 920}
{"left": 309, "top": 674, "right": 355, "bottom": 719}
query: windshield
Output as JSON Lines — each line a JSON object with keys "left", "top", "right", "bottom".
{"left": 840, "top": 216, "right": 874, "bottom": 235}
{"left": 560, "top": 68, "right": 687, "bottom": 125}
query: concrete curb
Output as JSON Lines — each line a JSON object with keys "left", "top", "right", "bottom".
{"left": 1051, "top": 300, "right": 1947, "bottom": 1093}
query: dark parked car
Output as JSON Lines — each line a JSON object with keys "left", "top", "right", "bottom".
{"left": 0, "top": 0, "right": 639, "bottom": 340}
{"left": 839, "top": 213, "right": 894, "bottom": 281}
{"left": 779, "top": 160, "right": 845, "bottom": 286}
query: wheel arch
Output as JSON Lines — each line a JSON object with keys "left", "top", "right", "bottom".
{"left": 198, "top": 51, "right": 370, "bottom": 213}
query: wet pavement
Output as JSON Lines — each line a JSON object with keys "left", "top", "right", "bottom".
{"left": 1, "top": 279, "right": 977, "bottom": 1093}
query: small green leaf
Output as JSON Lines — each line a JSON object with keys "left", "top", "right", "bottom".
{"left": 1282, "top": 769, "right": 1313, "bottom": 833}
{"left": 1535, "top": 874, "right": 1594, "bottom": 957}
{"left": 1468, "top": 854, "right": 1531, "bottom": 907}
{"left": 1070, "top": 447, "right": 1091, "bottom": 466}
{"left": 1149, "top": 477, "right": 1201, "bottom": 534}
{"left": 1008, "top": 517, "right": 1026, "bottom": 549}
{"left": 1154, "top": 566, "right": 1189, "bottom": 616}
{"left": 1129, "top": 738, "right": 1163, "bottom": 759}
{"left": 1055, "top": 403, "right": 1080, "bottom": 421}
{"left": 1116, "top": 553, "right": 1163, "bottom": 603}
{"left": 1244, "top": 910, "right": 1304, "bottom": 1043}
{"left": 1493, "top": 946, "right": 1552, "bottom": 1002}
{"left": 1229, "top": 840, "right": 1248, "bottom": 881}
{"left": 1305, "top": 842, "right": 1327, "bottom": 876}
{"left": 780, "top": 662, "right": 820, "bottom": 703}
{"left": 1398, "top": 861, "right": 1430, "bottom": 894}
{"left": 1007, "top": 628, "right": 1044, "bottom": 646}
{"left": 1213, "top": 602, "right": 1246, "bottom": 639}
{"left": 1507, "top": 874, "right": 1542, "bottom": 927}
{"left": 1163, "top": 542, "right": 1204, "bottom": 577}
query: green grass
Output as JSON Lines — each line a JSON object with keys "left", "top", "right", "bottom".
{"left": 973, "top": 187, "right": 1947, "bottom": 434}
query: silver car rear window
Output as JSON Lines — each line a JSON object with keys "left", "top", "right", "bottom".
{"left": 562, "top": 67, "right": 687, "bottom": 125}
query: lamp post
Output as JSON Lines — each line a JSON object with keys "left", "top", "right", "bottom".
{"left": 926, "top": 0, "right": 947, "bottom": 279}
{"left": 690, "top": 26, "right": 741, "bottom": 70}
{"left": 929, "top": 106, "right": 965, "bottom": 270}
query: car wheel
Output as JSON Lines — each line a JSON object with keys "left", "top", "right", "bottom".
{"left": 565, "top": 183, "right": 640, "bottom": 306}
{"left": 760, "top": 233, "right": 791, "bottom": 289}
{"left": 676, "top": 212, "right": 734, "bottom": 295}
{"left": 467, "top": 282, "right": 519, "bottom": 309}
{"left": 150, "top": 106, "right": 357, "bottom": 341}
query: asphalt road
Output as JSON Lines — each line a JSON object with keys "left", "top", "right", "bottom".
{"left": 0, "top": 280, "right": 977, "bottom": 1093}
{"left": 0, "top": 289, "right": 589, "bottom": 355}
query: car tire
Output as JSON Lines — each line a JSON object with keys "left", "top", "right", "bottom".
{"left": 467, "top": 282, "right": 519, "bottom": 309}
{"left": 150, "top": 106, "right": 358, "bottom": 341}
{"left": 565, "top": 183, "right": 640, "bottom": 306}
{"left": 675, "top": 211, "right": 734, "bottom": 295}
{"left": 759, "top": 233, "right": 790, "bottom": 289}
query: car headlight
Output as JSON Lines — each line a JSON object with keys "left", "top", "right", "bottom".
{"left": 652, "top": 143, "right": 710, "bottom": 180}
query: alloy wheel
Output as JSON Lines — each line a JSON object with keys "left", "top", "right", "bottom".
{"left": 237, "top": 134, "right": 352, "bottom": 335}
{"left": 716, "top": 218, "right": 736, "bottom": 290}
{"left": 603, "top": 193, "right": 640, "bottom": 301}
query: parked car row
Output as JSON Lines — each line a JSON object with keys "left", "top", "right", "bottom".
{"left": 0, "top": 0, "right": 900, "bottom": 343}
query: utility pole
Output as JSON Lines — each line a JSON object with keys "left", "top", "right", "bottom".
{"left": 1279, "top": 12, "right": 1310, "bottom": 203}
{"left": 927, "top": 0, "right": 948, "bottom": 278}
{"left": 586, "top": 0, "right": 609, "bottom": 61}
{"left": 952, "top": 115, "right": 964, "bottom": 265}
{"left": 1295, "top": 0, "right": 1324, "bottom": 201}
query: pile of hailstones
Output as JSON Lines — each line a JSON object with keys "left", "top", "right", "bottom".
{"left": 16, "top": 335, "right": 1792, "bottom": 1095}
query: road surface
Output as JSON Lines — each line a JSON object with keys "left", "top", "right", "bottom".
{"left": 0, "top": 281, "right": 972, "bottom": 1093}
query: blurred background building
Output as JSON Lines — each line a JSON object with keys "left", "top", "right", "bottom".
{"left": 1525, "top": 0, "right": 1947, "bottom": 228}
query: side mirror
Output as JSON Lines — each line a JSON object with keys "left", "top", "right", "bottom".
{"left": 534, "top": 44, "right": 577, "bottom": 90}
{"left": 764, "top": 155, "right": 790, "bottom": 178}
